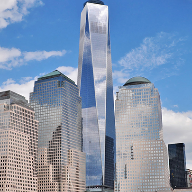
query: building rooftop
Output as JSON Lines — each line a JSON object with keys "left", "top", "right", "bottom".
{"left": 0, "top": 90, "right": 26, "bottom": 101}
{"left": 38, "top": 70, "right": 75, "bottom": 84}
{"left": 0, "top": 90, "right": 33, "bottom": 110}
{"left": 168, "top": 143, "right": 185, "bottom": 146}
{"left": 124, "top": 77, "right": 151, "bottom": 86}
{"left": 84, "top": 0, "right": 104, "bottom": 7}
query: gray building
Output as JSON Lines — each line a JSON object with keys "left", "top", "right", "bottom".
{"left": 115, "top": 77, "right": 171, "bottom": 192}
{"left": 168, "top": 143, "right": 187, "bottom": 188}
{"left": 77, "top": 0, "right": 115, "bottom": 190}
{"left": 0, "top": 90, "right": 38, "bottom": 191}
{"left": 30, "top": 70, "right": 86, "bottom": 192}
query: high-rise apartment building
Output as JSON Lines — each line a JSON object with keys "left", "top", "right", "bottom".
{"left": 168, "top": 143, "right": 187, "bottom": 188}
{"left": 0, "top": 90, "right": 38, "bottom": 191}
{"left": 30, "top": 70, "right": 86, "bottom": 192}
{"left": 115, "top": 77, "right": 172, "bottom": 192}
{"left": 77, "top": 0, "right": 115, "bottom": 190}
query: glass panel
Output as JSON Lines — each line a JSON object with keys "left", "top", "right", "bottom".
{"left": 115, "top": 83, "right": 171, "bottom": 192}
{"left": 77, "top": 3, "right": 115, "bottom": 188}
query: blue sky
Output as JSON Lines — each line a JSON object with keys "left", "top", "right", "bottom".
{"left": 0, "top": 0, "right": 192, "bottom": 168}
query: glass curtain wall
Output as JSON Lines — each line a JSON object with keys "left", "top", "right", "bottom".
{"left": 77, "top": 1, "right": 115, "bottom": 189}
{"left": 115, "top": 77, "right": 172, "bottom": 192}
{"left": 30, "top": 71, "right": 86, "bottom": 192}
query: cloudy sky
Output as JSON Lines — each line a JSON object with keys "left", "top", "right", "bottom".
{"left": 0, "top": 0, "right": 192, "bottom": 168}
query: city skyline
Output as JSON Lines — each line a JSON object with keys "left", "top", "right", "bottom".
{"left": 0, "top": 0, "right": 192, "bottom": 169}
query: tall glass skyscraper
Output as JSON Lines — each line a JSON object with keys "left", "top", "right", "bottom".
{"left": 30, "top": 70, "right": 86, "bottom": 192}
{"left": 168, "top": 143, "right": 187, "bottom": 188}
{"left": 115, "top": 77, "right": 172, "bottom": 192}
{"left": 77, "top": 0, "right": 115, "bottom": 189}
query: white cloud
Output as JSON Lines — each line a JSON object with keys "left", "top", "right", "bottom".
{"left": 0, "top": 46, "right": 67, "bottom": 70}
{"left": 2, "top": 78, "right": 15, "bottom": 85}
{"left": 57, "top": 66, "right": 78, "bottom": 83}
{"left": 118, "top": 32, "right": 185, "bottom": 72}
{"left": 113, "top": 32, "right": 186, "bottom": 84}
{"left": 0, "top": 77, "right": 37, "bottom": 101}
{"left": 162, "top": 107, "right": 192, "bottom": 169}
{"left": 19, "top": 76, "right": 33, "bottom": 83}
{"left": 24, "top": 50, "right": 66, "bottom": 61}
{"left": 0, "top": 47, "right": 21, "bottom": 62}
{"left": 0, "top": 47, "right": 23, "bottom": 69}
{"left": 0, "top": 66, "right": 78, "bottom": 100}
{"left": 113, "top": 70, "right": 129, "bottom": 84}
{"left": 0, "top": 0, "right": 43, "bottom": 29}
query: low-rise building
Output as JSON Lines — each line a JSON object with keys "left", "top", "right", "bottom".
{"left": 186, "top": 169, "right": 192, "bottom": 188}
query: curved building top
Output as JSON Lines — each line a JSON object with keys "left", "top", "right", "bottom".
{"left": 123, "top": 77, "right": 151, "bottom": 86}
{"left": 84, "top": 0, "right": 105, "bottom": 7}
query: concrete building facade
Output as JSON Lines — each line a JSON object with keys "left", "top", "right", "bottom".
{"left": 0, "top": 90, "right": 38, "bottom": 192}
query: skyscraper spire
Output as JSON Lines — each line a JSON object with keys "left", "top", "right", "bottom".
{"left": 83, "top": 0, "right": 104, "bottom": 7}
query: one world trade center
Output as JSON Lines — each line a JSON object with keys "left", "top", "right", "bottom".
{"left": 77, "top": 0, "right": 115, "bottom": 190}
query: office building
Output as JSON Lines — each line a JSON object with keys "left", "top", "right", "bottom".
{"left": 115, "top": 77, "right": 171, "bottom": 192}
{"left": 30, "top": 70, "right": 86, "bottom": 192}
{"left": 0, "top": 90, "right": 38, "bottom": 191}
{"left": 77, "top": 0, "right": 115, "bottom": 190}
{"left": 168, "top": 143, "right": 187, "bottom": 188}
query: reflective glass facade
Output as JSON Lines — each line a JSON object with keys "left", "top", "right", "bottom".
{"left": 30, "top": 71, "right": 86, "bottom": 192}
{"left": 77, "top": 2, "right": 115, "bottom": 188}
{"left": 115, "top": 78, "right": 171, "bottom": 192}
{"left": 168, "top": 143, "right": 187, "bottom": 188}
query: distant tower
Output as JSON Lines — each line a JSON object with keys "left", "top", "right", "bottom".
{"left": 0, "top": 90, "right": 38, "bottom": 191}
{"left": 168, "top": 143, "right": 187, "bottom": 188}
{"left": 115, "top": 77, "right": 172, "bottom": 192}
{"left": 30, "top": 70, "right": 86, "bottom": 192}
{"left": 77, "top": 0, "right": 115, "bottom": 190}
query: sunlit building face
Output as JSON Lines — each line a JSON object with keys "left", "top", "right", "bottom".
{"left": 77, "top": 1, "right": 115, "bottom": 189}
{"left": 30, "top": 71, "right": 86, "bottom": 192}
{"left": 115, "top": 77, "right": 171, "bottom": 192}
{"left": 0, "top": 90, "right": 38, "bottom": 192}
